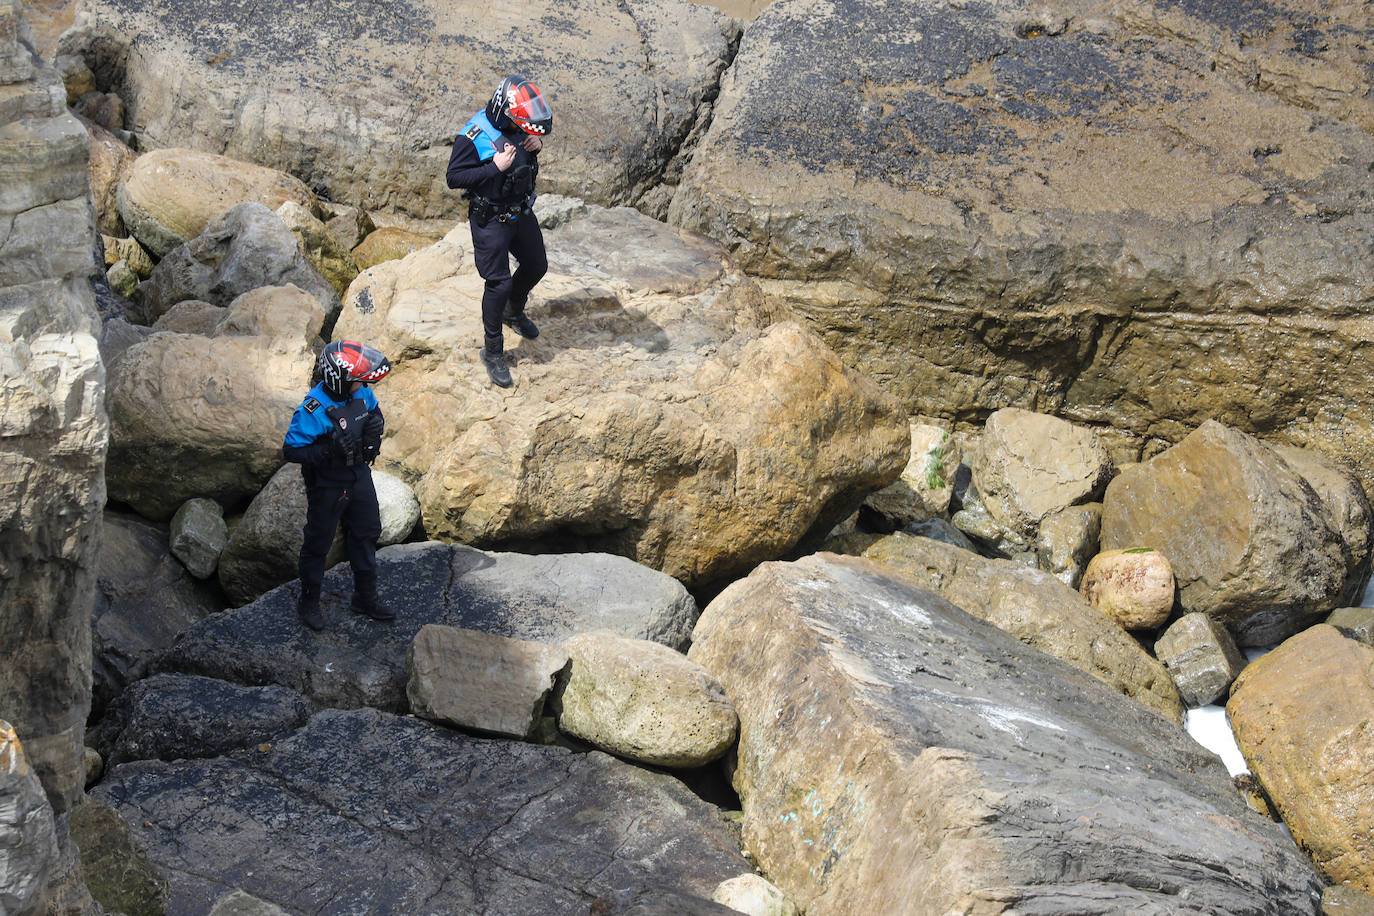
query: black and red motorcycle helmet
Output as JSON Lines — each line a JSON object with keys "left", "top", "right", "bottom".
{"left": 486, "top": 74, "right": 553, "bottom": 136}
{"left": 318, "top": 340, "right": 391, "bottom": 400}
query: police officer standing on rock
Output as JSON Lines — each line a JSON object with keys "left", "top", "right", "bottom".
{"left": 446, "top": 74, "right": 553, "bottom": 388}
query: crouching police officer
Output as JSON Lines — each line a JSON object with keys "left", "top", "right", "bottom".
{"left": 283, "top": 340, "right": 393, "bottom": 630}
{"left": 446, "top": 74, "right": 552, "bottom": 388}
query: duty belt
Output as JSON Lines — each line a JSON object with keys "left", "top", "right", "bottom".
{"left": 469, "top": 196, "right": 530, "bottom": 224}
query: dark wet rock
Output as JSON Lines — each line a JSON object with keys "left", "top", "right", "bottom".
{"left": 88, "top": 674, "right": 312, "bottom": 771}
{"left": 92, "top": 707, "right": 751, "bottom": 914}
{"left": 158, "top": 541, "right": 700, "bottom": 712}
{"left": 93, "top": 512, "right": 225, "bottom": 715}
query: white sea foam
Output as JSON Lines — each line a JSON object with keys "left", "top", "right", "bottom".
{"left": 1185, "top": 705, "right": 1249, "bottom": 776}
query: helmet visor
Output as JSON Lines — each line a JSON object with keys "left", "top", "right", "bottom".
{"left": 507, "top": 83, "right": 553, "bottom": 134}
{"left": 342, "top": 342, "right": 392, "bottom": 383}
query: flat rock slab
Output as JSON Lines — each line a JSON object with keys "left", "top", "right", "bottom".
{"left": 688, "top": 553, "right": 1322, "bottom": 915}
{"left": 157, "top": 541, "right": 699, "bottom": 712}
{"left": 92, "top": 707, "right": 751, "bottom": 914}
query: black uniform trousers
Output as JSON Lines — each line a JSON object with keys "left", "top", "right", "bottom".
{"left": 298, "top": 468, "right": 382, "bottom": 594}
{"left": 470, "top": 209, "right": 547, "bottom": 351}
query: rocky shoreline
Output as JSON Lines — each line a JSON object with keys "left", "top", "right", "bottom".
{"left": 4, "top": 0, "right": 1374, "bottom": 913}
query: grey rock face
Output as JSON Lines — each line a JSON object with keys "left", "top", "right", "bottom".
{"left": 92, "top": 707, "right": 751, "bottom": 914}
{"left": 169, "top": 497, "right": 229, "bottom": 579}
{"left": 160, "top": 542, "right": 700, "bottom": 712}
{"left": 0, "top": 2, "right": 106, "bottom": 819}
{"left": 688, "top": 554, "right": 1322, "bottom": 914}
{"left": 64, "top": 0, "right": 740, "bottom": 215}
{"left": 1153, "top": 613, "right": 1247, "bottom": 708}
{"left": 1327, "top": 607, "right": 1374, "bottom": 646}
{"left": 0, "top": 721, "right": 60, "bottom": 916}
{"left": 93, "top": 512, "right": 225, "bottom": 715}
{"left": 137, "top": 202, "right": 339, "bottom": 325}
{"left": 407, "top": 625, "right": 569, "bottom": 740}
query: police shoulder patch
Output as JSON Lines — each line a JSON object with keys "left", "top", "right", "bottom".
{"left": 465, "top": 124, "right": 483, "bottom": 141}
{"left": 303, "top": 397, "right": 321, "bottom": 413}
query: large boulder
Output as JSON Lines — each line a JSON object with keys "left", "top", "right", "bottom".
{"left": 115, "top": 147, "right": 323, "bottom": 258}
{"left": 0, "top": 5, "right": 106, "bottom": 825}
{"left": 137, "top": 201, "right": 340, "bottom": 325}
{"left": 1101, "top": 421, "right": 1356, "bottom": 646}
{"left": 62, "top": 0, "right": 740, "bottom": 215}
{"left": 159, "top": 541, "right": 701, "bottom": 712}
{"left": 851, "top": 533, "right": 1183, "bottom": 722}
{"left": 668, "top": 0, "right": 1374, "bottom": 479}
{"left": 216, "top": 463, "right": 419, "bottom": 607}
{"left": 1228, "top": 625, "right": 1374, "bottom": 893}
{"left": 105, "top": 284, "right": 324, "bottom": 519}
{"left": 92, "top": 708, "right": 752, "bottom": 913}
{"left": 88, "top": 673, "right": 313, "bottom": 771}
{"left": 687, "top": 553, "right": 1321, "bottom": 914}
{"left": 336, "top": 206, "right": 909, "bottom": 588}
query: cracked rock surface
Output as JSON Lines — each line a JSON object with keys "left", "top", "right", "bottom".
{"left": 92, "top": 706, "right": 750, "bottom": 914}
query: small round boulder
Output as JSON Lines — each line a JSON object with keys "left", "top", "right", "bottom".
{"left": 1080, "top": 547, "right": 1176, "bottom": 631}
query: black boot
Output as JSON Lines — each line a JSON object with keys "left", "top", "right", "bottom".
{"left": 480, "top": 340, "right": 512, "bottom": 388}
{"left": 502, "top": 301, "right": 540, "bottom": 339}
{"left": 351, "top": 576, "right": 395, "bottom": 621}
{"left": 297, "top": 586, "right": 325, "bottom": 631}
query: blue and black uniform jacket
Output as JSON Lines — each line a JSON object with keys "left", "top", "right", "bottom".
{"left": 445, "top": 110, "right": 538, "bottom": 207}
{"left": 283, "top": 382, "right": 382, "bottom": 487}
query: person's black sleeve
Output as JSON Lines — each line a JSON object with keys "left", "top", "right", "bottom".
{"left": 283, "top": 437, "right": 335, "bottom": 467}
{"left": 446, "top": 135, "right": 501, "bottom": 190}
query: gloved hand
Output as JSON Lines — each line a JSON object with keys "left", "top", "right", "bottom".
{"left": 328, "top": 425, "right": 358, "bottom": 466}
{"left": 360, "top": 411, "right": 384, "bottom": 464}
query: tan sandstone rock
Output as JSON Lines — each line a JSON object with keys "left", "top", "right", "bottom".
{"left": 117, "top": 147, "right": 323, "bottom": 257}
{"left": 84, "top": 119, "right": 136, "bottom": 237}
{"left": 668, "top": 0, "right": 1374, "bottom": 482}
{"left": 275, "top": 199, "right": 359, "bottom": 298}
{"left": 1101, "top": 421, "right": 1355, "bottom": 646}
{"left": 1228, "top": 625, "right": 1374, "bottom": 893}
{"left": 105, "top": 285, "right": 324, "bottom": 519}
{"left": 972, "top": 408, "right": 1114, "bottom": 538}
{"left": 854, "top": 532, "right": 1183, "bottom": 722}
{"left": 350, "top": 226, "right": 435, "bottom": 269}
{"left": 63, "top": 0, "right": 739, "bottom": 215}
{"left": 1079, "top": 548, "right": 1176, "bottom": 631}
{"left": 334, "top": 206, "right": 909, "bottom": 587}
{"left": 559, "top": 632, "right": 737, "bottom": 768}
{"left": 862, "top": 421, "right": 960, "bottom": 526}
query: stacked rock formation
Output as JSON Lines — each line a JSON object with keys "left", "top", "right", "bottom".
{"left": 0, "top": 0, "right": 105, "bottom": 909}
{"left": 0, "top": 0, "right": 104, "bottom": 818}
